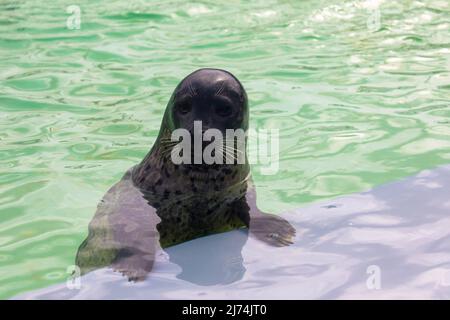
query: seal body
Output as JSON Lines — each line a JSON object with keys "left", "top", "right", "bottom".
{"left": 76, "top": 68, "right": 295, "bottom": 281}
{"left": 132, "top": 146, "right": 250, "bottom": 248}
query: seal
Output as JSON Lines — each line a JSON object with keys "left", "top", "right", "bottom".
{"left": 76, "top": 68, "right": 296, "bottom": 281}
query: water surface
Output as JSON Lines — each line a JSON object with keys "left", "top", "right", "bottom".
{"left": 1, "top": 0, "right": 450, "bottom": 298}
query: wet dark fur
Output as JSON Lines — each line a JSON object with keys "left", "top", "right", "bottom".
{"left": 132, "top": 131, "right": 250, "bottom": 248}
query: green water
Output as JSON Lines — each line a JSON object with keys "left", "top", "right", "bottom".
{"left": 0, "top": 0, "right": 449, "bottom": 299}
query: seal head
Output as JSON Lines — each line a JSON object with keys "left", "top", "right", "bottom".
{"left": 162, "top": 68, "right": 248, "bottom": 135}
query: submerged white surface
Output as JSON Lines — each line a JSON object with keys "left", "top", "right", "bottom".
{"left": 15, "top": 165, "right": 450, "bottom": 299}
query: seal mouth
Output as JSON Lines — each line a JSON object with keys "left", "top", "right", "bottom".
{"left": 179, "top": 162, "right": 229, "bottom": 172}
{"left": 166, "top": 138, "right": 244, "bottom": 166}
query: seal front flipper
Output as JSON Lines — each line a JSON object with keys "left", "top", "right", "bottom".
{"left": 76, "top": 169, "right": 161, "bottom": 282}
{"left": 249, "top": 213, "right": 296, "bottom": 247}
{"left": 237, "top": 186, "right": 296, "bottom": 247}
{"left": 111, "top": 246, "right": 157, "bottom": 282}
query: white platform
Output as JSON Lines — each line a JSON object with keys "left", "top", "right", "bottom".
{"left": 15, "top": 165, "right": 450, "bottom": 299}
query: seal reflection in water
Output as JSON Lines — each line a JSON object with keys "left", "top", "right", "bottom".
{"left": 76, "top": 68, "right": 296, "bottom": 281}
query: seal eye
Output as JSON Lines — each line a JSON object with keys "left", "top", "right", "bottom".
{"left": 215, "top": 103, "right": 233, "bottom": 118}
{"left": 177, "top": 102, "right": 192, "bottom": 115}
